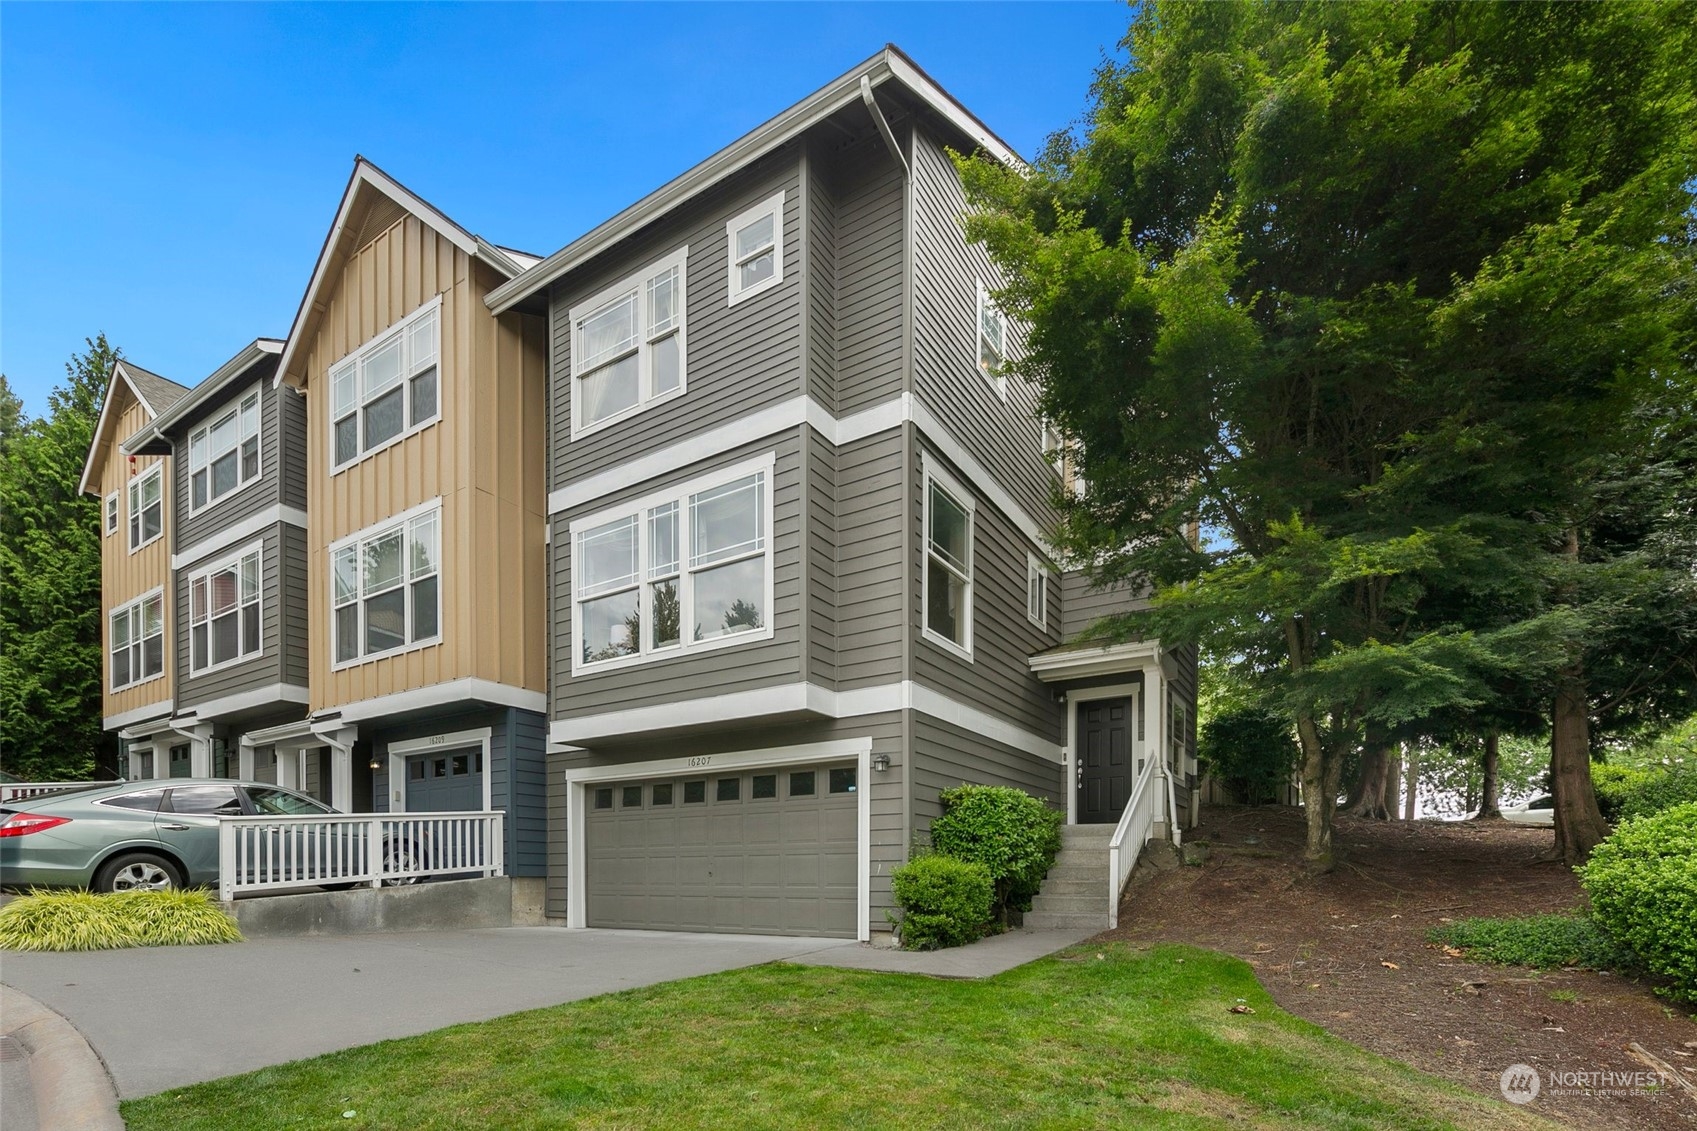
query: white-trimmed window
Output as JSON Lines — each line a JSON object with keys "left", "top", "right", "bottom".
{"left": 923, "top": 460, "right": 974, "bottom": 658}
{"left": 330, "top": 298, "right": 440, "bottom": 471}
{"left": 1041, "top": 419, "right": 1064, "bottom": 477}
{"left": 188, "top": 544, "right": 262, "bottom": 675}
{"left": 127, "top": 464, "right": 163, "bottom": 551}
{"left": 572, "top": 455, "right": 773, "bottom": 672}
{"left": 331, "top": 501, "right": 441, "bottom": 667}
{"left": 1169, "top": 692, "right": 1190, "bottom": 771}
{"left": 1026, "top": 553, "right": 1049, "bottom": 630}
{"left": 977, "top": 280, "right": 1007, "bottom": 397}
{"left": 110, "top": 590, "right": 164, "bottom": 690}
{"left": 726, "top": 192, "right": 784, "bottom": 305}
{"left": 104, "top": 492, "right": 119, "bottom": 536}
{"left": 189, "top": 386, "right": 261, "bottom": 509}
{"left": 570, "top": 247, "right": 688, "bottom": 437}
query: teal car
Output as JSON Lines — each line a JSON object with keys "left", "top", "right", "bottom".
{"left": 0, "top": 778, "right": 335, "bottom": 892}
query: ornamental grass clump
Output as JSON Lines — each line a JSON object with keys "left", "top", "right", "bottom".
{"left": 0, "top": 889, "right": 242, "bottom": 951}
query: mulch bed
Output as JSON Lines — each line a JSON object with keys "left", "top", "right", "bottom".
{"left": 1100, "top": 804, "right": 1697, "bottom": 1130}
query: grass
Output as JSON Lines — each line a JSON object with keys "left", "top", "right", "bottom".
{"left": 0, "top": 889, "right": 242, "bottom": 951}
{"left": 122, "top": 944, "right": 1553, "bottom": 1131}
{"left": 1427, "top": 913, "right": 1635, "bottom": 972}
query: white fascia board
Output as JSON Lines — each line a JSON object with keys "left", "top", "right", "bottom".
{"left": 106, "top": 699, "right": 176, "bottom": 733}
{"left": 79, "top": 363, "right": 160, "bottom": 497}
{"left": 317, "top": 677, "right": 546, "bottom": 726}
{"left": 1029, "top": 640, "right": 1165, "bottom": 682}
{"left": 171, "top": 504, "right": 307, "bottom": 571}
{"left": 174, "top": 683, "right": 309, "bottom": 723}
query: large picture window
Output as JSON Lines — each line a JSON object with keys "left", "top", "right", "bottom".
{"left": 127, "top": 464, "right": 163, "bottom": 551}
{"left": 570, "top": 248, "right": 687, "bottom": 437}
{"left": 189, "top": 386, "right": 261, "bottom": 509}
{"left": 923, "top": 462, "right": 973, "bottom": 658}
{"left": 330, "top": 299, "right": 440, "bottom": 470}
{"left": 111, "top": 590, "right": 165, "bottom": 690}
{"left": 331, "top": 502, "right": 441, "bottom": 667}
{"left": 188, "top": 544, "right": 262, "bottom": 674}
{"left": 572, "top": 456, "right": 772, "bottom": 671}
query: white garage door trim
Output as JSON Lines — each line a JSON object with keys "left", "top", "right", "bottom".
{"left": 565, "top": 737, "right": 873, "bottom": 941}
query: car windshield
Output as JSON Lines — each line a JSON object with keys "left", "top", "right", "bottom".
{"left": 246, "top": 787, "right": 333, "bottom": 816}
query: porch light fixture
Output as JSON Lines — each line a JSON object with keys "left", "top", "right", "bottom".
{"left": 871, "top": 754, "right": 891, "bottom": 773}
{"left": 368, "top": 756, "right": 381, "bottom": 772}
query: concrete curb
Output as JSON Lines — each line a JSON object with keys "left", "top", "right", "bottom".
{"left": 1, "top": 984, "right": 124, "bottom": 1131}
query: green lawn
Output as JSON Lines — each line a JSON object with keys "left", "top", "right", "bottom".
{"left": 123, "top": 944, "right": 1553, "bottom": 1131}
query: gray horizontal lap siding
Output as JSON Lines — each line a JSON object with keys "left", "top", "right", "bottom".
{"left": 551, "top": 435, "right": 805, "bottom": 721}
{"left": 910, "top": 715, "right": 1065, "bottom": 837}
{"left": 549, "top": 152, "right": 804, "bottom": 488}
{"left": 1059, "top": 571, "right": 1151, "bottom": 642}
{"left": 280, "top": 524, "right": 310, "bottom": 688}
{"left": 912, "top": 437, "right": 1064, "bottom": 743}
{"left": 803, "top": 140, "right": 839, "bottom": 413}
{"left": 804, "top": 429, "right": 839, "bottom": 686}
{"left": 910, "top": 127, "right": 1059, "bottom": 532}
{"left": 826, "top": 141, "right": 906, "bottom": 414}
{"left": 173, "top": 523, "right": 290, "bottom": 711}
{"left": 544, "top": 712, "right": 906, "bottom": 931}
{"left": 170, "top": 364, "right": 286, "bottom": 552}
{"left": 278, "top": 385, "right": 308, "bottom": 513}
{"left": 831, "top": 429, "right": 907, "bottom": 690}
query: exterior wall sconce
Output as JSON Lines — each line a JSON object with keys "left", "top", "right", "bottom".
{"left": 368, "top": 756, "right": 381, "bottom": 772}
{"left": 871, "top": 754, "right": 891, "bottom": 772}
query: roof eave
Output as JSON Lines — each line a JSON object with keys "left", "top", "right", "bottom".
{"left": 122, "top": 339, "right": 283, "bottom": 455}
{"left": 78, "top": 362, "right": 155, "bottom": 497}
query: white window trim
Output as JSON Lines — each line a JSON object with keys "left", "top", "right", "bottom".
{"left": 127, "top": 464, "right": 165, "bottom": 553}
{"left": 1026, "top": 552, "right": 1049, "bottom": 631}
{"left": 188, "top": 382, "right": 265, "bottom": 514}
{"left": 569, "top": 452, "right": 777, "bottom": 677}
{"left": 327, "top": 497, "right": 444, "bottom": 672}
{"left": 976, "top": 279, "right": 1008, "bottom": 401}
{"left": 921, "top": 453, "right": 975, "bottom": 662}
{"left": 329, "top": 295, "right": 443, "bottom": 475}
{"left": 110, "top": 586, "right": 166, "bottom": 693}
{"left": 185, "top": 540, "right": 264, "bottom": 679}
{"left": 725, "top": 191, "right": 785, "bottom": 306}
{"left": 103, "top": 492, "right": 119, "bottom": 536}
{"left": 569, "top": 246, "right": 690, "bottom": 441}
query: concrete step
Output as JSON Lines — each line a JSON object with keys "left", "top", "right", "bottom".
{"left": 1043, "top": 866, "right": 1110, "bottom": 885}
{"left": 1025, "top": 893, "right": 1106, "bottom": 915}
{"left": 1061, "top": 825, "right": 1116, "bottom": 842}
{"left": 1025, "top": 911, "right": 1110, "bottom": 931}
{"left": 1035, "top": 876, "right": 1109, "bottom": 898}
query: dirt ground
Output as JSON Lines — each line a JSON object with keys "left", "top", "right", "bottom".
{"left": 1103, "top": 805, "right": 1697, "bottom": 1131}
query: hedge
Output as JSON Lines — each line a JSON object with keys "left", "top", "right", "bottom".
{"left": 890, "top": 854, "right": 994, "bottom": 950}
{"left": 1579, "top": 802, "right": 1697, "bottom": 1003}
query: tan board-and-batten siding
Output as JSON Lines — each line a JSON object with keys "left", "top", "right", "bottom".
{"left": 99, "top": 391, "right": 174, "bottom": 721}
{"left": 296, "top": 211, "right": 547, "bottom": 712}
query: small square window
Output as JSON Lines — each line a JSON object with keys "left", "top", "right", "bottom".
{"left": 433, "top": 759, "right": 447, "bottom": 778}
{"left": 652, "top": 783, "right": 673, "bottom": 806}
{"left": 752, "top": 774, "right": 777, "bottom": 799}
{"left": 829, "top": 768, "right": 857, "bottom": 794}
{"left": 716, "top": 777, "right": 740, "bottom": 802}
{"left": 594, "top": 787, "right": 613, "bottom": 810}
{"left": 451, "top": 754, "right": 469, "bottom": 775}
{"left": 684, "top": 780, "right": 706, "bottom": 804}
{"left": 622, "top": 785, "right": 643, "bottom": 808}
{"left": 789, "top": 771, "right": 815, "bottom": 797}
{"left": 409, "top": 761, "right": 425, "bottom": 781}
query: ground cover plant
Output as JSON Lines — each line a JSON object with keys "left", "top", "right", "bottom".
{"left": 120, "top": 944, "right": 1553, "bottom": 1131}
{"left": 0, "top": 889, "right": 242, "bottom": 951}
{"left": 1427, "top": 913, "right": 1634, "bottom": 973}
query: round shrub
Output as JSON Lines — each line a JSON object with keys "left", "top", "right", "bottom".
{"left": 890, "top": 854, "right": 993, "bottom": 951}
{"left": 1591, "top": 762, "right": 1652, "bottom": 823}
{"left": 1579, "top": 802, "right": 1697, "bottom": 1003}
{"left": 1618, "top": 765, "right": 1697, "bottom": 822}
{"left": 928, "top": 784, "right": 1062, "bottom": 923}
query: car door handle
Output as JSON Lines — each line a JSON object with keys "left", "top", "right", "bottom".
{"left": 159, "top": 823, "right": 191, "bottom": 831}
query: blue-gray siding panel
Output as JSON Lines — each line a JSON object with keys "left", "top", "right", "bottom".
{"left": 169, "top": 358, "right": 285, "bottom": 552}
{"left": 911, "top": 715, "right": 1065, "bottom": 838}
{"left": 173, "top": 523, "right": 287, "bottom": 711}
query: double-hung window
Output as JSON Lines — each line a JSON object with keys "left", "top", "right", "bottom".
{"left": 1026, "top": 553, "right": 1049, "bottom": 630}
{"left": 726, "top": 192, "right": 784, "bottom": 305}
{"left": 923, "top": 461, "right": 974, "bottom": 658}
{"left": 110, "top": 590, "right": 164, "bottom": 690}
{"left": 1041, "top": 419, "right": 1064, "bottom": 477}
{"left": 572, "top": 455, "right": 773, "bottom": 671}
{"left": 331, "top": 502, "right": 441, "bottom": 666}
{"left": 977, "top": 280, "right": 1007, "bottom": 398}
{"left": 188, "top": 544, "right": 262, "bottom": 674}
{"left": 570, "top": 248, "right": 687, "bottom": 437}
{"left": 128, "top": 464, "right": 163, "bottom": 550}
{"left": 188, "top": 387, "right": 261, "bottom": 510}
{"left": 104, "top": 493, "right": 119, "bottom": 536}
{"left": 330, "top": 299, "right": 440, "bottom": 470}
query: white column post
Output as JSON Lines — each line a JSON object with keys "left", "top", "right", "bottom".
{"left": 276, "top": 746, "right": 300, "bottom": 789}
{"left": 323, "top": 726, "right": 358, "bottom": 813}
{"left": 238, "top": 739, "right": 256, "bottom": 781}
{"left": 188, "top": 725, "right": 214, "bottom": 778}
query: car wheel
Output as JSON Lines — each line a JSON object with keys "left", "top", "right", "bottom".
{"left": 94, "top": 852, "right": 183, "bottom": 894}
{"left": 380, "top": 840, "right": 421, "bottom": 886}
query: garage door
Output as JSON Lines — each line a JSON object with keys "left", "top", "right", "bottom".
{"left": 585, "top": 763, "right": 859, "bottom": 937}
{"left": 406, "top": 747, "right": 483, "bottom": 811}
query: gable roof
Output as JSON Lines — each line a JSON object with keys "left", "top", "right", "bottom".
{"left": 272, "top": 157, "right": 531, "bottom": 391}
{"left": 485, "top": 44, "right": 1020, "bottom": 316}
{"left": 78, "top": 360, "right": 192, "bottom": 497}
{"left": 122, "top": 338, "right": 284, "bottom": 456}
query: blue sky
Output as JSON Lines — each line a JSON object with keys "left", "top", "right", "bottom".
{"left": 2, "top": 1, "right": 1129, "bottom": 416}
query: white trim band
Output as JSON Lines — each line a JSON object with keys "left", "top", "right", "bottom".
{"left": 173, "top": 504, "right": 307, "bottom": 570}
{"left": 316, "top": 677, "right": 546, "bottom": 726}
{"left": 105, "top": 699, "right": 175, "bottom": 732}
{"left": 173, "top": 683, "right": 309, "bottom": 723}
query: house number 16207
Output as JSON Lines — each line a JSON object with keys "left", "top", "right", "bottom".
{"left": 686, "top": 756, "right": 712, "bottom": 768}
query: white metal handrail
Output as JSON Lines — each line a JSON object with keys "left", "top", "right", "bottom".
{"left": 1105, "top": 756, "right": 1164, "bottom": 931}
{"left": 0, "top": 782, "right": 107, "bottom": 804}
{"left": 217, "top": 811, "right": 505, "bottom": 901}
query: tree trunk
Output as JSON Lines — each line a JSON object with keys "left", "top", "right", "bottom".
{"left": 1549, "top": 671, "right": 1610, "bottom": 864}
{"left": 1295, "top": 707, "right": 1335, "bottom": 870}
{"left": 1474, "top": 731, "right": 1502, "bottom": 819}
{"left": 1341, "top": 736, "right": 1394, "bottom": 820}
{"left": 1385, "top": 749, "right": 1403, "bottom": 820}
{"left": 1404, "top": 746, "right": 1418, "bottom": 820}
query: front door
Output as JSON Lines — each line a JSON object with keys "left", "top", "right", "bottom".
{"left": 405, "top": 747, "right": 483, "bottom": 812}
{"left": 1076, "top": 698, "right": 1132, "bottom": 823}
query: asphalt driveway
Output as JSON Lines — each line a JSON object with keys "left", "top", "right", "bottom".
{"left": 0, "top": 927, "right": 855, "bottom": 1098}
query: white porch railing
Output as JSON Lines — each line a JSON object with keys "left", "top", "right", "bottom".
{"left": 217, "top": 811, "right": 505, "bottom": 901}
{"left": 1105, "top": 757, "right": 1168, "bottom": 931}
{"left": 0, "top": 782, "right": 105, "bottom": 804}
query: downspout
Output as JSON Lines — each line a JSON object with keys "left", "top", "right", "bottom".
{"left": 860, "top": 76, "right": 909, "bottom": 179}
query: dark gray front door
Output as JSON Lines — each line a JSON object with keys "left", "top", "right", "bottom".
{"left": 1077, "top": 698, "right": 1132, "bottom": 823}
{"left": 405, "top": 747, "right": 483, "bottom": 811}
